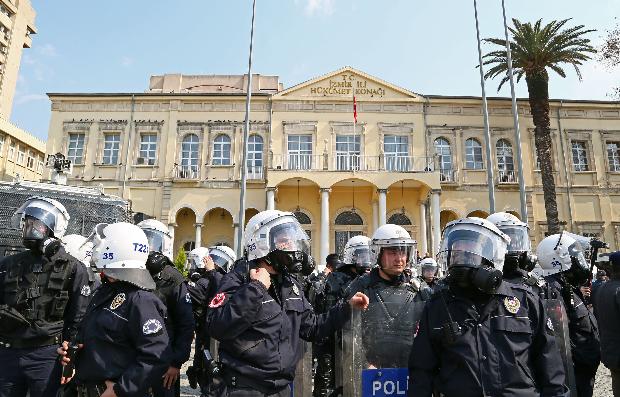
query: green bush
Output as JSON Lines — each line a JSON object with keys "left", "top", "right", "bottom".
{"left": 174, "top": 247, "right": 188, "bottom": 277}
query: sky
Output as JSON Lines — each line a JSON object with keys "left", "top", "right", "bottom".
{"left": 11, "top": 0, "right": 620, "bottom": 140}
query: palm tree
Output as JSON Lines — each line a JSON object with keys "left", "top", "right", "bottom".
{"left": 483, "top": 19, "right": 595, "bottom": 234}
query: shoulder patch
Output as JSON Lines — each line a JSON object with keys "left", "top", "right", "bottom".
{"left": 209, "top": 292, "right": 226, "bottom": 308}
{"left": 80, "top": 285, "right": 91, "bottom": 297}
{"left": 142, "top": 319, "right": 163, "bottom": 335}
{"left": 110, "top": 293, "right": 126, "bottom": 310}
{"left": 503, "top": 296, "right": 521, "bottom": 314}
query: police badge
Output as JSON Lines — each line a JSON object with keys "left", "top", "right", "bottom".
{"left": 110, "top": 293, "right": 126, "bottom": 310}
{"left": 292, "top": 284, "right": 300, "bottom": 296}
{"left": 503, "top": 296, "right": 521, "bottom": 314}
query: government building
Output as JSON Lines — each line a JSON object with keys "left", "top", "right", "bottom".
{"left": 45, "top": 67, "right": 620, "bottom": 265}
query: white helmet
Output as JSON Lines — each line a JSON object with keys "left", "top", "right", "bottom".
{"left": 244, "top": 210, "right": 310, "bottom": 261}
{"left": 419, "top": 257, "right": 439, "bottom": 278}
{"left": 137, "top": 219, "right": 173, "bottom": 261}
{"left": 89, "top": 222, "right": 155, "bottom": 290}
{"left": 343, "top": 235, "right": 372, "bottom": 269}
{"left": 209, "top": 245, "right": 236, "bottom": 272}
{"left": 370, "top": 224, "right": 417, "bottom": 267}
{"left": 13, "top": 196, "right": 70, "bottom": 240}
{"left": 187, "top": 246, "right": 210, "bottom": 273}
{"left": 438, "top": 217, "right": 510, "bottom": 271}
{"left": 62, "top": 234, "right": 93, "bottom": 267}
{"left": 487, "top": 212, "right": 531, "bottom": 253}
{"left": 536, "top": 232, "right": 589, "bottom": 277}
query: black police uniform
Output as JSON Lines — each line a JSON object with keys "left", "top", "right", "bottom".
{"left": 593, "top": 278, "right": 620, "bottom": 395}
{"left": 504, "top": 267, "right": 544, "bottom": 297}
{"left": 309, "top": 268, "right": 358, "bottom": 397}
{"left": 409, "top": 281, "right": 568, "bottom": 397}
{"left": 186, "top": 268, "right": 224, "bottom": 392}
{"left": 72, "top": 280, "right": 170, "bottom": 397}
{"left": 546, "top": 276, "right": 600, "bottom": 397}
{"left": 0, "top": 247, "right": 91, "bottom": 397}
{"left": 206, "top": 260, "right": 352, "bottom": 396}
{"left": 151, "top": 264, "right": 195, "bottom": 397}
{"left": 346, "top": 267, "right": 425, "bottom": 368}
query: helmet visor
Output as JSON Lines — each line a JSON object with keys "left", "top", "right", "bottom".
{"left": 187, "top": 255, "right": 203, "bottom": 271}
{"left": 21, "top": 206, "right": 58, "bottom": 235}
{"left": 23, "top": 216, "right": 50, "bottom": 240}
{"left": 438, "top": 226, "right": 507, "bottom": 270}
{"left": 421, "top": 264, "right": 438, "bottom": 278}
{"left": 568, "top": 242, "right": 589, "bottom": 272}
{"left": 268, "top": 221, "right": 310, "bottom": 255}
{"left": 380, "top": 244, "right": 416, "bottom": 266}
{"left": 501, "top": 225, "right": 531, "bottom": 253}
{"left": 353, "top": 247, "right": 371, "bottom": 267}
{"left": 210, "top": 252, "right": 231, "bottom": 271}
{"left": 143, "top": 229, "right": 167, "bottom": 254}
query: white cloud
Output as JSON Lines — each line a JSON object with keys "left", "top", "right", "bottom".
{"left": 304, "top": 0, "right": 335, "bottom": 16}
{"left": 121, "top": 56, "right": 134, "bottom": 67}
{"left": 14, "top": 94, "right": 47, "bottom": 105}
{"left": 37, "top": 43, "right": 57, "bottom": 57}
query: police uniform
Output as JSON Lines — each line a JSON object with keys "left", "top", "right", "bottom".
{"left": 0, "top": 247, "right": 91, "bottom": 397}
{"left": 546, "top": 276, "right": 600, "bottom": 397}
{"left": 205, "top": 260, "right": 352, "bottom": 396}
{"left": 346, "top": 267, "right": 425, "bottom": 368}
{"left": 151, "top": 264, "right": 195, "bottom": 397}
{"left": 73, "top": 280, "right": 170, "bottom": 396}
{"left": 186, "top": 268, "right": 224, "bottom": 392}
{"left": 409, "top": 280, "right": 568, "bottom": 397}
{"left": 593, "top": 278, "right": 620, "bottom": 395}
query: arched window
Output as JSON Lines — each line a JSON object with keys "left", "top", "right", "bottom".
{"left": 387, "top": 213, "right": 412, "bottom": 225}
{"left": 247, "top": 134, "right": 263, "bottom": 178}
{"left": 294, "top": 211, "right": 312, "bottom": 245}
{"left": 181, "top": 134, "right": 199, "bottom": 172}
{"left": 496, "top": 139, "right": 514, "bottom": 171}
{"left": 434, "top": 137, "right": 453, "bottom": 181}
{"left": 335, "top": 211, "right": 364, "bottom": 225}
{"left": 212, "top": 134, "right": 231, "bottom": 165}
{"left": 465, "top": 138, "right": 483, "bottom": 169}
{"left": 334, "top": 210, "right": 364, "bottom": 258}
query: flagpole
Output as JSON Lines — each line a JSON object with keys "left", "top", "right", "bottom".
{"left": 473, "top": 0, "right": 496, "bottom": 213}
{"left": 236, "top": 0, "right": 257, "bottom": 257}
{"left": 352, "top": 74, "right": 357, "bottom": 174}
{"left": 501, "top": 0, "right": 528, "bottom": 221}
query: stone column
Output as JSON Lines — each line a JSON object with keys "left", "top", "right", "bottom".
{"left": 233, "top": 222, "right": 240, "bottom": 254}
{"left": 266, "top": 187, "right": 276, "bottom": 210}
{"left": 195, "top": 223, "right": 203, "bottom": 248}
{"left": 320, "top": 188, "right": 331, "bottom": 269}
{"left": 419, "top": 202, "right": 428, "bottom": 256}
{"left": 431, "top": 190, "right": 441, "bottom": 256}
{"left": 378, "top": 189, "right": 388, "bottom": 226}
{"left": 372, "top": 201, "right": 379, "bottom": 234}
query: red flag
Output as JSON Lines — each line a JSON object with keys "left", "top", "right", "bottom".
{"left": 353, "top": 95, "right": 357, "bottom": 123}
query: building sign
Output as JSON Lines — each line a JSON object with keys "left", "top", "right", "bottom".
{"left": 308, "top": 74, "right": 387, "bottom": 97}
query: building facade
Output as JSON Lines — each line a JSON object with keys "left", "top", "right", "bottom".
{"left": 45, "top": 67, "right": 620, "bottom": 265}
{"left": 0, "top": 0, "right": 35, "bottom": 118}
{"left": 0, "top": 115, "right": 44, "bottom": 182}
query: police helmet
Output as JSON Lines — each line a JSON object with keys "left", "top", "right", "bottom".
{"left": 137, "top": 219, "right": 173, "bottom": 261}
{"left": 62, "top": 234, "right": 93, "bottom": 268}
{"left": 13, "top": 197, "right": 70, "bottom": 246}
{"left": 343, "top": 235, "right": 372, "bottom": 271}
{"left": 370, "top": 224, "right": 417, "bottom": 267}
{"left": 486, "top": 212, "right": 531, "bottom": 254}
{"left": 208, "top": 245, "right": 236, "bottom": 272}
{"left": 536, "top": 232, "right": 589, "bottom": 279}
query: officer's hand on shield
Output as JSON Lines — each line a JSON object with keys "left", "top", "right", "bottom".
{"left": 349, "top": 291, "right": 369, "bottom": 310}
{"left": 101, "top": 380, "right": 118, "bottom": 397}
{"left": 162, "top": 366, "right": 181, "bottom": 389}
{"left": 251, "top": 267, "right": 271, "bottom": 289}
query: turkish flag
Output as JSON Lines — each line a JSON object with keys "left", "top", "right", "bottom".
{"left": 353, "top": 96, "right": 358, "bottom": 123}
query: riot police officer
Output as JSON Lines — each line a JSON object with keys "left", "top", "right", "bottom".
{"left": 62, "top": 234, "right": 101, "bottom": 291}
{"left": 185, "top": 246, "right": 234, "bottom": 393}
{"left": 206, "top": 210, "right": 369, "bottom": 396}
{"left": 138, "top": 219, "right": 194, "bottom": 397}
{"left": 537, "top": 233, "right": 601, "bottom": 397}
{"left": 593, "top": 251, "right": 620, "bottom": 395}
{"left": 410, "top": 217, "right": 567, "bottom": 397}
{"left": 0, "top": 197, "right": 91, "bottom": 397}
{"left": 345, "top": 224, "right": 424, "bottom": 369}
{"left": 419, "top": 257, "right": 439, "bottom": 290}
{"left": 487, "top": 212, "right": 539, "bottom": 288}
{"left": 58, "top": 222, "right": 170, "bottom": 397}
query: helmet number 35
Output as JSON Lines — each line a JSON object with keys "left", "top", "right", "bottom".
{"left": 102, "top": 252, "right": 114, "bottom": 260}
{"left": 133, "top": 243, "right": 149, "bottom": 253}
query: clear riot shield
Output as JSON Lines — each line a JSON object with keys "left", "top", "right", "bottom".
{"left": 544, "top": 299, "right": 577, "bottom": 397}
{"left": 292, "top": 341, "right": 313, "bottom": 397}
{"left": 337, "top": 291, "right": 424, "bottom": 397}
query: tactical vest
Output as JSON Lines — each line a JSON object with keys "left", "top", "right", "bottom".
{"left": 2, "top": 251, "right": 73, "bottom": 324}
{"left": 324, "top": 271, "right": 354, "bottom": 310}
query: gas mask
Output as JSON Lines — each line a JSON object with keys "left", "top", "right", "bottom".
{"left": 504, "top": 251, "right": 537, "bottom": 274}
{"left": 22, "top": 216, "right": 52, "bottom": 252}
{"left": 146, "top": 251, "right": 170, "bottom": 276}
{"left": 448, "top": 264, "right": 503, "bottom": 294}
{"left": 267, "top": 250, "right": 313, "bottom": 275}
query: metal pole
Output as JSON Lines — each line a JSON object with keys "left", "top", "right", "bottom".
{"left": 501, "top": 0, "right": 527, "bottom": 220}
{"left": 236, "top": 0, "right": 257, "bottom": 257}
{"left": 473, "top": 0, "right": 495, "bottom": 213}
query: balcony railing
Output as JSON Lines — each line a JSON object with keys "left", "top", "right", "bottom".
{"left": 497, "top": 170, "right": 517, "bottom": 183}
{"left": 270, "top": 153, "right": 436, "bottom": 173}
{"left": 174, "top": 165, "right": 199, "bottom": 179}
{"left": 440, "top": 169, "right": 457, "bottom": 183}
{"left": 247, "top": 165, "right": 264, "bottom": 180}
